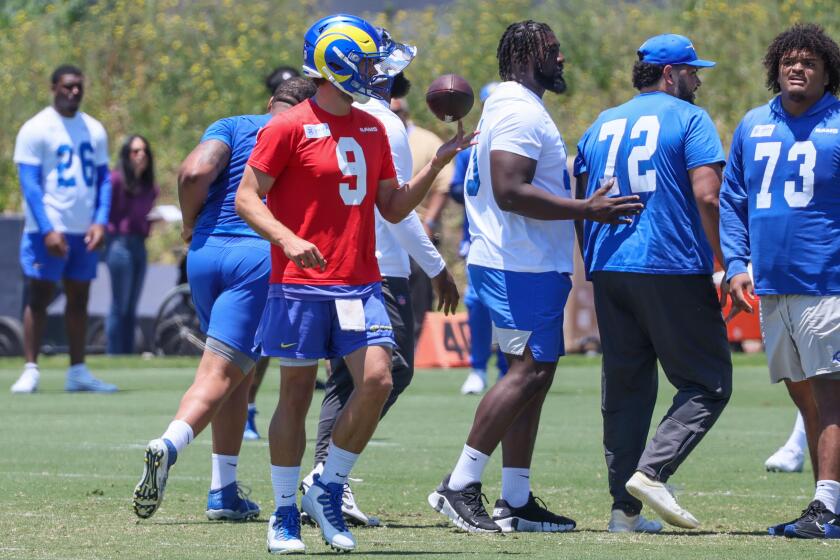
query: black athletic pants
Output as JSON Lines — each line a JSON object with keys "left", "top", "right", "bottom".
{"left": 313, "top": 276, "right": 415, "bottom": 465}
{"left": 408, "top": 258, "right": 433, "bottom": 345}
{"left": 593, "top": 272, "right": 732, "bottom": 514}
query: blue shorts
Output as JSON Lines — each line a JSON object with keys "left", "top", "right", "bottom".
{"left": 467, "top": 264, "right": 572, "bottom": 363}
{"left": 20, "top": 232, "right": 99, "bottom": 282}
{"left": 187, "top": 234, "right": 270, "bottom": 360}
{"left": 256, "top": 283, "right": 394, "bottom": 361}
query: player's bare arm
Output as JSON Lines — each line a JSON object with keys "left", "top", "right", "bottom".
{"left": 235, "top": 165, "right": 326, "bottom": 271}
{"left": 377, "top": 120, "right": 476, "bottom": 223}
{"left": 690, "top": 164, "right": 725, "bottom": 267}
{"left": 491, "top": 150, "right": 642, "bottom": 223}
{"left": 178, "top": 139, "right": 232, "bottom": 242}
{"left": 689, "top": 163, "right": 732, "bottom": 307}
{"left": 573, "top": 171, "right": 591, "bottom": 256}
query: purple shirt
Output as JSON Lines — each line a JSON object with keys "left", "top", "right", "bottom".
{"left": 107, "top": 170, "right": 158, "bottom": 237}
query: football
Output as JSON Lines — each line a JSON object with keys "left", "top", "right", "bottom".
{"left": 425, "top": 74, "right": 474, "bottom": 122}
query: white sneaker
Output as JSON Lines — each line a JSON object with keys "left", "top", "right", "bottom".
{"left": 301, "top": 475, "right": 355, "bottom": 552}
{"left": 65, "top": 365, "right": 117, "bottom": 393}
{"left": 300, "top": 463, "right": 323, "bottom": 496}
{"left": 608, "top": 509, "right": 664, "bottom": 533}
{"left": 460, "top": 371, "right": 486, "bottom": 395}
{"left": 764, "top": 446, "right": 804, "bottom": 473}
{"left": 11, "top": 367, "right": 39, "bottom": 393}
{"left": 625, "top": 471, "right": 699, "bottom": 529}
{"left": 342, "top": 479, "right": 380, "bottom": 527}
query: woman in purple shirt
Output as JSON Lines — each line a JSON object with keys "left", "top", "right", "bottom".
{"left": 106, "top": 135, "right": 158, "bottom": 354}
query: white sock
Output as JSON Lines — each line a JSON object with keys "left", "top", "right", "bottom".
{"left": 501, "top": 467, "right": 531, "bottom": 508}
{"left": 161, "top": 419, "right": 194, "bottom": 454}
{"left": 320, "top": 441, "right": 359, "bottom": 486}
{"left": 449, "top": 444, "right": 490, "bottom": 491}
{"left": 784, "top": 412, "right": 807, "bottom": 452}
{"left": 271, "top": 465, "right": 301, "bottom": 508}
{"left": 210, "top": 453, "right": 238, "bottom": 491}
{"left": 22, "top": 363, "right": 39, "bottom": 380}
{"left": 472, "top": 369, "right": 487, "bottom": 381}
{"left": 814, "top": 480, "right": 840, "bottom": 513}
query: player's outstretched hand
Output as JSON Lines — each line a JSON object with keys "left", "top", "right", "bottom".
{"left": 432, "top": 267, "right": 459, "bottom": 316}
{"left": 44, "top": 230, "right": 68, "bottom": 257}
{"left": 432, "top": 121, "right": 479, "bottom": 170}
{"left": 84, "top": 224, "right": 105, "bottom": 251}
{"left": 726, "top": 272, "right": 754, "bottom": 321}
{"left": 282, "top": 235, "right": 327, "bottom": 272}
{"left": 584, "top": 179, "right": 644, "bottom": 224}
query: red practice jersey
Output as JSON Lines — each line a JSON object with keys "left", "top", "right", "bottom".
{"left": 248, "top": 99, "right": 396, "bottom": 285}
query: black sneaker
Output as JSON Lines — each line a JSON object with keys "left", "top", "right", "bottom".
{"left": 492, "top": 493, "right": 576, "bottom": 533}
{"left": 427, "top": 475, "right": 501, "bottom": 533}
{"left": 784, "top": 500, "right": 839, "bottom": 539}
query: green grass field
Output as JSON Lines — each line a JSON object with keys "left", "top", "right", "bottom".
{"left": 1, "top": 354, "right": 838, "bottom": 559}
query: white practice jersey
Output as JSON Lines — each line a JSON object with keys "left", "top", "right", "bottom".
{"left": 465, "top": 81, "right": 574, "bottom": 273}
{"left": 355, "top": 99, "right": 445, "bottom": 279}
{"left": 14, "top": 106, "right": 109, "bottom": 234}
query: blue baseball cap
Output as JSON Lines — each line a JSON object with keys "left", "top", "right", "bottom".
{"left": 638, "top": 34, "right": 715, "bottom": 67}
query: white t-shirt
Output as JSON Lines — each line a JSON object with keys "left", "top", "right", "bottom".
{"left": 354, "top": 99, "right": 445, "bottom": 279}
{"left": 14, "top": 106, "right": 109, "bottom": 234}
{"left": 465, "top": 81, "right": 574, "bottom": 273}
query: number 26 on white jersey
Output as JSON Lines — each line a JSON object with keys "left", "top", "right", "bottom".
{"left": 597, "top": 115, "right": 660, "bottom": 194}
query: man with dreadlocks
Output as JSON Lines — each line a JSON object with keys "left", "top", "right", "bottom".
{"left": 428, "top": 20, "right": 642, "bottom": 533}
{"left": 722, "top": 23, "right": 840, "bottom": 540}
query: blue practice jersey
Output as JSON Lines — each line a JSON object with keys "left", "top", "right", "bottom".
{"left": 721, "top": 93, "right": 840, "bottom": 295}
{"left": 193, "top": 114, "right": 271, "bottom": 237}
{"left": 574, "top": 91, "right": 724, "bottom": 276}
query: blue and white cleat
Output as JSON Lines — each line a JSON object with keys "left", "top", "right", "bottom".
{"left": 267, "top": 505, "right": 306, "bottom": 554}
{"left": 243, "top": 407, "right": 260, "bottom": 441}
{"left": 301, "top": 475, "right": 355, "bottom": 552}
{"left": 133, "top": 438, "right": 176, "bottom": 518}
{"left": 206, "top": 481, "right": 260, "bottom": 520}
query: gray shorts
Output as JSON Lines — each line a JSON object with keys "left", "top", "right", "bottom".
{"left": 760, "top": 294, "right": 840, "bottom": 383}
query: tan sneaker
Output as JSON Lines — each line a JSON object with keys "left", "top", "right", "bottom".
{"left": 608, "top": 508, "right": 663, "bottom": 533}
{"left": 625, "top": 471, "right": 699, "bottom": 529}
